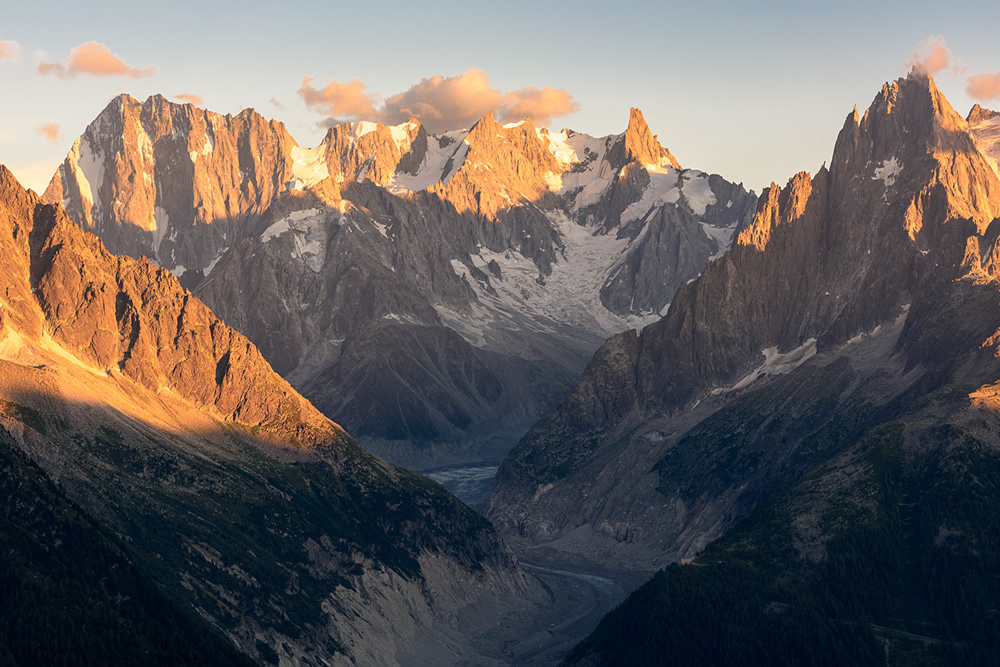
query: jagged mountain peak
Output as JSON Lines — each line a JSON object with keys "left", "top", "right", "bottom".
{"left": 868, "top": 71, "right": 970, "bottom": 147}
{"left": 434, "top": 110, "right": 560, "bottom": 217}
{"left": 968, "top": 103, "right": 999, "bottom": 126}
{"left": 486, "top": 72, "right": 1000, "bottom": 567}
{"left": 604, "top": 106, "right": 681, "bottom": 171}
{"left": 0, "top": 163, "right": 35, "bottom": 203}
{"left": 829, "top": 71, "right": 1000, "bottom": 234}
{"left": 472, "top": 110, "right": 498, "bottom": 129}
{"left": 319, "top": 116, "right": 423, "bottom": 187}
{"left": 735, "top": 170, "right": 815, "bottom": 252}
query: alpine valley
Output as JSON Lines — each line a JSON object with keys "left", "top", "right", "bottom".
{"left": 43, "top": 98, "right": 755, "bottom": 470}
{"left": 3, "top": 61, "right": 1000, "bottom": 667}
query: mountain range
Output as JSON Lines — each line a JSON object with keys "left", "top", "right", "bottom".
{"left": 6, "top": 66, "right": 1000, "bottom": 666}
{"left": 42, "top": 98, "right": 755, "bottom": 468}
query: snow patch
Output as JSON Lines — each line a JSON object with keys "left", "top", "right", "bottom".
{"left": 290, "top": 145, "right": 330, "bottom": 187}
{"left": 357, "top": 153, "right": 376, "bottom": 183}
{"left": 442, "top": 140, "right": 471, "bottom": 186}
{"left": 679, "top": 170, "right": 716, "bottom": 216}
{"left": 388, "top": 121, "right": 416, "bottom": 153}
{"left": 620, "top": 166, "right": 679, "bottom": 223}
{"left": 711, "top": 338, "right": 817, "bottom": 395}
{"left": 872, "top": 157, "right": 902, "bottom": 187}
{"left": 152, "top": 206, "right": 170, "bottom": 259}
{"left": 538, "top": 128, "right": 583, "bottom": 165}
{"left": 543, "top": 171, "right": 563, "bottom": 191}
{"left": 189, "top": 135, "right": 213, "bottom": 162}
{"left": 135, "top": 123, "right": 154, "bottom": 166}
{"left": 371, "top": 220, "right": 390, "bottom": 238}
{"left": 69, "top": 136, "right": 105, "bottom": 214}
{"left": 386, "top": 130, "right": 469, "bottom": 194}
{"left": 350, "top": 121, "right": 378, "bottom": 140}
{"left": 260, "top": 208, "right": 330, "bottom": 272}
{"left": 700, "top": 221, "right": 738, "bottom": 260}
{"left": 203, "top": 250, "right": 227, "bottom": 277}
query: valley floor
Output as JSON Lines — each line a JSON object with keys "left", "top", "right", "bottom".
{"left": 417, "top": 463, "right": 643, "bottom": 666}
{"left": 468, "top": 560, "right": 626, "bottom": 666}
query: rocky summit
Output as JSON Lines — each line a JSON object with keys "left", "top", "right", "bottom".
{"left": 486, "top": 70, "right": 1000, "bottom": 574}
{"left": 45, "top": 98, "right": 756, "bottom": 468}
{"left": 0, "top": 165, "right": 523, "bottom": 666}
{"left": 482, "top": 70, "right": 1000, "bottom": 664}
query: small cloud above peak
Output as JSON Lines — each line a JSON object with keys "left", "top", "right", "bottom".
{"left": 967, "top": 71, "right": 1000, "bottom": 102}
{"left": 906, "top": 35, "right": 951, "bottom": 76}
{"left": 174, "top": 93, "right": 204, "bottom": 106}
{"left": 38, "top": 42, "right": 155, "bottom": 79}
{"left": 299, "top": 76, "right": 378, "bottom": 122}
{"left": 34, "top": 122, "right": 61, "bottom": 144}
{"left": 299, "top": 67, "right": 577, "bottom": 133}
{"left": 0, "top": 40, "right": 20, "bottom": 62}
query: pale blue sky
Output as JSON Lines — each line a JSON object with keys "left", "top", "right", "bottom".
{"left": 2, "top": 0, "right": 999, "bottom": 193}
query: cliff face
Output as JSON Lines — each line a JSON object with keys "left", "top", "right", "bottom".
{"left": 2, "top": 165, "right": 523, "bottom": 665}
{"left": 43, "top": 94, "right": 296, "bottom": 275}
{"left": 486, "top": 71, "right": 1000, "bottom": 572}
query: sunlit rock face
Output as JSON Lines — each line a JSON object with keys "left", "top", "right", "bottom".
{"left": 44, "top": 94, "right": 297, "bottom": 277}
{"left": 50, "top": 98, "right": 755, "bottom": 468}
{"left": 486, "top": 71, "right": 1000, "bottom": 573}
{"left": 1, "top": 164, "right": 523, "bottom": 665}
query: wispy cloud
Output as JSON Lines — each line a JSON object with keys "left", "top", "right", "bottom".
{"left": 268, "top": 97, "right": 286, "bottom": 110}
{"left": 38, "top": 41, "right": 155, "bottom": 79}
{"left": 0, "top": 40, "right": 20, "bottom": 62}
{"left": 906, "top": 35, "right": 951, "bottom": 76}
{"left": 34, "top": 122, "right": 61, "bottom": 144}
{"left": 299, "top": 67, "right": 578, "bottom": 133}
{"left": 967, "top": 71, "right": 1000, "bottom": 102}
{"left": 174, "top": 93, "right": 204, "bottom": 106}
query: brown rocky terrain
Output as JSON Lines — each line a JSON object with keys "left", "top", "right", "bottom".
{"left": 486, "top": 70, "right": 1000, "bottom": 574}
{"left": 43, "top": 94, "right": 296, "bottom": 276}
{"left": 1, "top": 164, "right": 526, "bottom": 665}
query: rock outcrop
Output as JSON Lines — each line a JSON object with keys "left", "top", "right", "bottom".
{"left": 969, "top": 103, "right": 1000, "bottom": 177}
